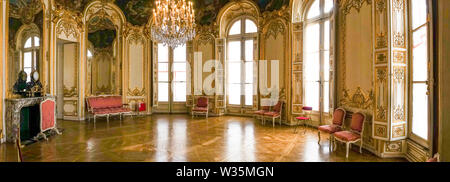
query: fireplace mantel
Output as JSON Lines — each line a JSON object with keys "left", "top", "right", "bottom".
{"left": 5, "top": 96, "right": 55, "bottom": 143}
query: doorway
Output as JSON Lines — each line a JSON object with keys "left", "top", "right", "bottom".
{"left": 56, "top": 39, "right": 79, "bottom": 120}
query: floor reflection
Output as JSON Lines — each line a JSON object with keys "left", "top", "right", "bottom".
{"left": 0, "top": 115, "right": 406, "bottom": 162}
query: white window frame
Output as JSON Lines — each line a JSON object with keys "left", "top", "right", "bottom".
{"left": 408, "top": 0, "right": 434, "bottom": 148}
{"left": 226, "top": 16, "right": 258, "bottom": 108}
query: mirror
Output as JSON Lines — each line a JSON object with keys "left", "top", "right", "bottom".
{"left": 87, "top": 15, "right": 119, "bottom": 96}
{"left": 8, "top": 0, "right": 44, "bottom": 97}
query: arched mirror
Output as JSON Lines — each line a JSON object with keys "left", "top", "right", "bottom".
{"left": 8, "top": 0, "right": 44, "bottom": 96}
{"left": 87, "top": 16, "right": 118, "bottom": 96}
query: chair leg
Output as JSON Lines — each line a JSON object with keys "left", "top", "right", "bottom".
{"left": 360, "top": 140, "right": 363, "bottom": 154}
{"left": 329, "top": 135, "right": 333, "bottom": 152}
{"left": 346, "top": 143, "right": 350, "bottom": 158}
{"left": 279, "top": 117, "right": 282, "bottom": 125}
{"left": 94, "top": 115, "right": 96, "bottom": 124}
{"left": 318, "top": 131, "right": 321, "bottom": 144}
{"left": 272, "top": 118, "right": 275, "bottom": 128}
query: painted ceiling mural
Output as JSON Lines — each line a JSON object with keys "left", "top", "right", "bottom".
{"left": 54, "top": 0, "right": 289, "bottom": 26}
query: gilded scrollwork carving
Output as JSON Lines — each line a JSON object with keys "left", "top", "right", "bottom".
{"left": 127, "top": 87, "right": 146, "bottom": 97}
{"left": 340, "top": 87, "right": 374, "bottom": 110}
{"left": 64, "top": 86, "right": 78, "bottom": 97}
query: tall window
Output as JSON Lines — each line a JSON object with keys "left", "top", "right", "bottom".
{"left": 173, "top": 45, "right": 187, "bottom": 102}
{"left": 158, "top": 43, "right": 170, "bottom": 102}
{"left": 157, "top": 44, "right": 187, "bottom": 103}
{"left": 227, "top": 18, "right": 257, "bottom": 106}
{"left": 23, "top": 36, "right": 40, "bottom": 82}
{"left": 303, "top": 0, "right": 333, "bottom": 112}
{"left": 410, "top": 0, "right": 431, "bottom": 142}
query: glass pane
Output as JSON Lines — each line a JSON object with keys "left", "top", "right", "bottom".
{"left": 229, "top": 20, "right": 241, "bottom": 35}
{"left": 173, "top": 63, "right": 186, "bottom": 82}
{"left": 173, "top": 45, "right": 186, "bottom": 62}
{"left": 324, "top": 81, "right": 330, "bottom": 113}
{"left": 324, "top": 20, "right": 330, "bottom": 50}
{"left": 229, "top": 84, "right": 241, "bottom": 105}
{"left": 34, "top": 36, "right": 40, "bottom": 47}
{"left": 245, "top": 84, "right": 253, "bottom": 106}
{"left": 245, "top": 19, "right": 257, "bottom": 33}
{"left": 411, "top": 0, "right": 428, "bottom": 30}
{"left": 87, "top": 50, "right": 93, "bottom": 58}
{"left": 324, "top": 51, "right": 330, "bottom": 81}
{"left": 307, "top": 0, "right": 320, "bottom": 19}
{"left": 158, "top": 43, "right": 169, "bottom": 62}
{"left": 305, "top": 23, "right": 320, "bottom": 53}
{"left": 412, "top": 83, "right": 428, "bottom": 140}
{"left": 245, "top": 62, "right": 253, "bottom": 84}
{"left": 228, "top": 41, "right": 241, "bottom": 62}
{"left": 324, "top": 0, "right": 334, "bottom": 14}
{"left": 245, "top": 40, "right": 253, "bottom": 61}
{"left": 304, "top": 52, "right": 320, "bottom": 81}
{"left": 412, "top": 26, "right": 428, "bottom": 82}
{"left": 173, "top": 82, "right": 187, "bottom": 102}
{"left": 24, "top": 38, "right": 32, "bottom": 48}
{"left": 228, "top": 62, "right": 241, "bottom": 84}
{"left": 158, "top": 83, "right": 169, "bottom": 102}
{"left": 24, "top": 68, "right": 32, "bottom": 82}
{"left": 158, "top": 63, "right": 169, "bottom": 82}
{"left": 304, "top": 81, "right": 319, "bottom": 111}
{"left": 24, "top": 52, "right": 32, "bottom": 68}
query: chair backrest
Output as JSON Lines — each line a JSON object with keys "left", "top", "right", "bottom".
{"left": 261, "top": 106, "right": 270, "bottom": 111}
{"left": 350, "top": 112, "right": 365, "bottom": 133}
{"left": 273, "top": 101, "right": 283, "bottom": 113}
{"left": 332, "top": 108, "right": 346, "bottom": 126}
{"left": 302, "top": 106, "right": 313, "bottom": 117}
{"left": 197, "top": 97, "right": 208, "bottom": 107}
{"left": 40, "top": 98, "right": 56, "bottom": 132}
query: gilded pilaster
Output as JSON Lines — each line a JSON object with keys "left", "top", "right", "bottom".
{"left": 372, "top": 0, "right": 409, "bottom": 157}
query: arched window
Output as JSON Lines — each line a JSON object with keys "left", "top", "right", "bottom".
{"left": 22, "top": 36, "right": 40, "bottom": 82}
{"left": 87, "top": 50, "right": 93, "bottom": 58}
{"left": 303, "top": 0, "right": 333, "bottom": 114}
{"left": 410, "top": 0, "right": 432, "bottom": 144}
{"left": 226, "top": 17, "right": 257, "bottom": 106}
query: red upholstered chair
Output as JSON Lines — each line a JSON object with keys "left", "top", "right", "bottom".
{"left": 263, "top": 101, "right": 283, "bottom": 127}
{"left": 318, "top": 108, "right": 346, "bottom": 150}
{"left": 427, "top": 153, "right": 440, "bottom": 162}
{"left": 294, "top": 106, "right": 313, "bottom": 134}
{"left": 192, "top": 97, "right": 209, "bottom": 118}
{"left": 254, "top": 106, "right": 270, "bottom": 124}
{"left": 38, "top": 98, "right": 61, "bottom": 140}
{"left": 333, "top": 112, "right": 365, "bottom": 158}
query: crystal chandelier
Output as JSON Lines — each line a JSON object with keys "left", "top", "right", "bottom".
{"left": 152, "top": 0, "right": 196, "bottom": 48}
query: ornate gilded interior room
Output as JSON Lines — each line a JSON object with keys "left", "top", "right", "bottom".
{"left": 0, "top": 0, "right": 449, "bottom": 163}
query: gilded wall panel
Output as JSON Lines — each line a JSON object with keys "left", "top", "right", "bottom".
{"left": 374, "top": 66, "right": 388, "bottom": 122}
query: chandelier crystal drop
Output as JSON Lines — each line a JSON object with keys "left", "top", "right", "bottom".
{"left": 152, "top": 0, "right": 196, "bottom": 48}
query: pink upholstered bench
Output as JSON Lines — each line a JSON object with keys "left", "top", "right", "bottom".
{"left": 86, "top": 96, "right": 132, "bottom": 123}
